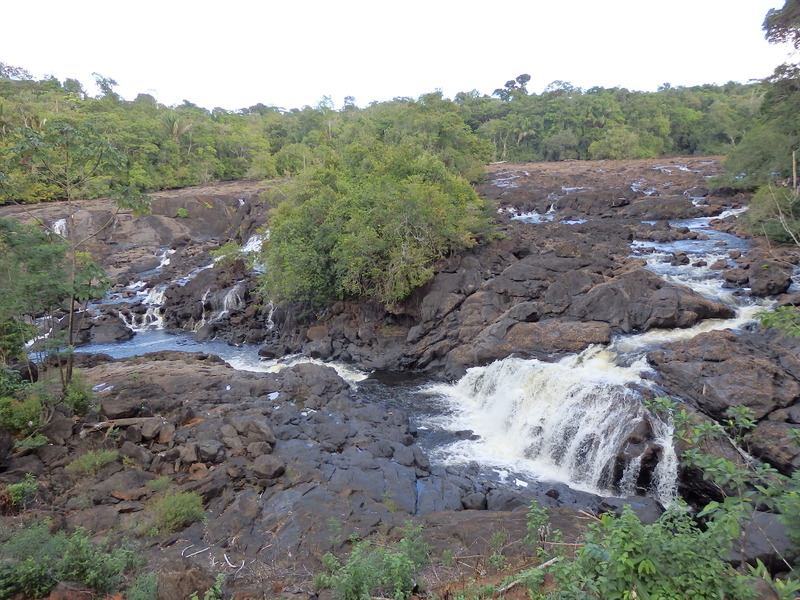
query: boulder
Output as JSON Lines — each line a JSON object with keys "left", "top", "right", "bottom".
{"left": 157, "top": 558, "right": 216, "bottom": 600}
{"left": 252, "top": 454, "right": 285, "bottom": 480}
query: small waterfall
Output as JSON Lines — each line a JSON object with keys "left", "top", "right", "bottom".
{"left": 52, "top": 218, "right": 67, "bottom": 237}
{"left": 218, "top": 282, "right": 245, "bottom": 318}
{"left": 242, "top": 233, "right": 266, "bottom": 254}
{"left": 192, "top": 283, "right": 246, "bottom": 332}
{"left": 157, "top": 247, "right": 175, "bottom": 268}
{"left": 424, "top": 349, "right": 678, "bottom": 504}
{"left": 118, "top": 286, "right": 167, "bottom": 331}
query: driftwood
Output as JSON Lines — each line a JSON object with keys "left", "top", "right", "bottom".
{"left": 79, "top": 417, "right": 164, "bottom": 437}
{"left": 495, "top": 557, "right": 559, "bottom": 595}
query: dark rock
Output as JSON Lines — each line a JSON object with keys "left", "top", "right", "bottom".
{"left": 749, "top": 262, "right": 792, "bottom": 297}
{"left": 597, "top": 496, "right": 664, "bottom": 524}
{"left": 252, "top": 454, "right": 285, "bottom": 479}
{"left": 486, "top": 489, "right": 529, "bottom": 511}
{"left": 65, "top": 504, "right": 119, "bottom": 533}
{"left": 461, "top": 492, "right": 487, "bottom": 510}
{"left": 196, "top": 439, "right": 225, "bottom": 463}
{"left": 0, "top": 427, "right": 13, "bottom": 467}
{"left": 157, "top": 558, "right": 216, "bottom": 600}
{"left": 102, "top": 396, "right": 145, "bottom": 419}
{"left": 730, "top": 511, "right": 794, "bottom": 569}
{"left": 40, "top": 416, "right": 74, "bottom": 445}
{"left": 119, "top": 441, "right": 154, "bottom": 469}
{"left": 243, "top": 420, "right": 277, "bottom": 446}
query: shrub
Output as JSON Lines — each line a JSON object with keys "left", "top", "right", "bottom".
{"left": 13, "top": 433, "right": 48, "bottom": 452}
{"left": 146, "top": 475, "right": 172, "bottom": 493}
{"left": 125, "top": 572, "right": 158, "bottom": 600}
{"left": 7, "top": 473, "right": 38, "bottom": 508}
{"left": 315, "top": 523, "right": 429, "bottom": 600}
{"left": 65, "top": 449, "right": 119, "bottom": 477}
{"left": 63, "top": 373, "right": 94, "bottom": 415}
{"left": 176, "top": 207, "right": 189, "bottom": 218}
{"left": 152, "top": 490, "right": 205, "bottom": 533}
{"left": 0, "top": 394, "right": 43, "bottom": 435}
{"left": 0, "top": 520, "right": 141, "bottom": 597}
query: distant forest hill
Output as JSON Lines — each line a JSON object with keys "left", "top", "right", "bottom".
{"left": 0, "top": 63, "right": 791, "bottom": 205}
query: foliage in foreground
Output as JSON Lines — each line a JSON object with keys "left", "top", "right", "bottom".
{"left": 0, "top": 520, "right": 141, "bottom": 597}
{"left": 533, "top": 507, "right": 756, "bottom": 600}
{"left": 314, "top": 523, "right": 429, "bottom": 600}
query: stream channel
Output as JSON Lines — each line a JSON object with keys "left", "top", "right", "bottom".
{"left": 76, "top": 206, "right": 766, "bottom": 508}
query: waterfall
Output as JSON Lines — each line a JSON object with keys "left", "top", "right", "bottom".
{"left": 157, "top": 247, "right": 175, "bottom": 268}
{"left": 118, "top": 286, "right": 166, "bottom": 331}
{"left": 423, "top": 348, "right": 677, "bottom": 504}
{"left": 52, "top": 218, "right": 67, "bottom": 237}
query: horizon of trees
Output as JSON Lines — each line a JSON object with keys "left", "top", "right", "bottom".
{"left": 0, "top": 61, "right": 775, "bottom": 206}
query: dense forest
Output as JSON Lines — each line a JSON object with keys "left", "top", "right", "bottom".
{"left": 0, "top": 67, "right": 777, "bottom": 203}
{"left": 4, "top": 53, "right": 799, "bottom": 308}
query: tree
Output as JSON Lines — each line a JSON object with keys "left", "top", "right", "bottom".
{"left": 0, "top": 218, "right": 71, "bottom": 364}
{"left": 260, "top": 97, "right": 495, "bottom": 308}
{"left": 0, "top": 63, "right": 32, "bottom": 81}
{"left": 764, "top": 0, "right": 800, "bottom": 48}
{"left": 2, "top": 118, "right": 150, "bottom": 385}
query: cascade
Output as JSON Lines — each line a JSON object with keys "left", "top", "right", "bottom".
{"left": 420, "top": 203, "right": 764, "bottom": 504}
{"left": 52, "top": 218, "right": 67, "bottom": 237}
{"left": 118, "top": 286, "right": 167, "bottom": 331}
{"left": 73, "top": 173, "right": 767, "bottom": 506}
{"left": 424, "top": 349, "right": 677, "bottom": 504}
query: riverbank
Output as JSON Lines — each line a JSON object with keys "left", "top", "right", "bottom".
{"left": 1, "top": 158, "right": 799, "bottom": 598}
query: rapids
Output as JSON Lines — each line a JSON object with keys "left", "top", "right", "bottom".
{"left": 76, "top": 198, "right": 762, "bottom": 505}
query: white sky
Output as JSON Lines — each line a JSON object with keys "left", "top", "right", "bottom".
{"left": 2, "top": 0, "right": 794, "bottom": 111}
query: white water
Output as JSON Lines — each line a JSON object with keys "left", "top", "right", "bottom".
{"left": 52, "top": 218, "right": 67, "bottom": 237}
{"left": 423, "top": 350, "right": 677, "bottom": 504}
{"left": 421, "top": 198, "right": 761, "bottom": 504}
{"left": 76, "top": 194, "right": 763, "bottom": 504}
{"left": 118, "top": 287, "right": 167, "bottom": 331}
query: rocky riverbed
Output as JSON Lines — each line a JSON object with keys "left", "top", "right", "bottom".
{"left": 1, "top": 158, "right": 799, "bottom": 598}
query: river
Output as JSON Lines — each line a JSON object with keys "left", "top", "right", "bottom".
{"left": 75, "top": 196, "right": 767, "bottom": 507}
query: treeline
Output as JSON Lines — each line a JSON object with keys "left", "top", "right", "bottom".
{"left": 458, "top": 76, "right": 761, "bottom": 162}
{"left": 0, "top": 64, "right": 770, "bottom": 206}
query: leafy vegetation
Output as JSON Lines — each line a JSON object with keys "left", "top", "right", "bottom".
{"left": 64, "top": 449, "right": 119, "bottom": 477}
{"left": 0, "top": 59, "right": 775, "bottom": 207}
{"left": 151, "top": 490, "right": 206, "bottom": 533}
{"left": 530, "top": 507, "right": 756, "bottom": 600}
{"left": 259, "top": 95, "right": 496, "bottom": 307}
{"left": 0, "top": 520, "right": 141, "bottom": 597}
{"left": 315, "top": 523, "right": 429, "bottom": 600}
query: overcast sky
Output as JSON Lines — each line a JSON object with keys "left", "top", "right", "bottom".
{"left": 2, "top": 0, "right": 794, "bottom": 111}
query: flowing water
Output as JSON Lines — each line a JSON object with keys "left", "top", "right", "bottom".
{"left": 76, "top": 204, "right": 762, "bottom": 504}
{"left": 406, "top": 208, "right": 767, "bottom": 505}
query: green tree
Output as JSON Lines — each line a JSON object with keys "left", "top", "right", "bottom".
{"left": 260, "top": 97, "right": 495, "bottom": 308}
{"left": 3, "top": 118, "right": 150, "bottom": 385}
{"left": 0, "top": 218, "right": 71, "bottom": 363}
